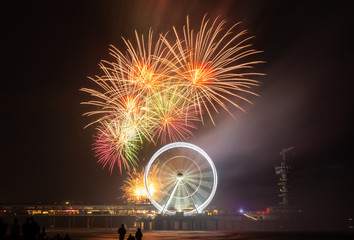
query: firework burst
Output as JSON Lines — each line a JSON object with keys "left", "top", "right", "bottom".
{"left": 147, "top": 85, "right": 201, "bottom": 145}
{"left": 108, "top": 29, "right": 173, "bottom": 97}
{"left": 93, "top": 119, "right": 141, "bottom": 173}
{"left": 162, "top": 15, "right": 263, "bottom": 124}
{"left": 121, "top": 166, "right": 159, "bottom": 203}
{"left": 81, "top": 29, "right": 171, "bottom": 127}
{"left": 82, "top": 15, "right": 262, "bottom": 173}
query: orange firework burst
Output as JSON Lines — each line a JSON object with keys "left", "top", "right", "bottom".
{"left": 81, "top": 29, "right": 172, "bottom": 128}
{"left": 147, "top": 85, "right": 201, "bottom": 145}
{"left": 81, "top": 15, "right": 263, "bottom": 173}
{"left": 121, "top": 166, "right": 159, "bottom": 203}
{"left": 93, "top": 119, "right": 141, "bottom": 173}
{"left": 163, "top": 15, "right": 263, "bottom": 124}
{"left": 109, "top": 29, "right": 172, "bottom": 96}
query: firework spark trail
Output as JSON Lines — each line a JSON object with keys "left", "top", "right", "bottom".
{"left": 93, "top": 119, "right": 141, "bottom": 173}
{"left": 147, "top": 85, "right": 201, "bottom": 145}
{"left": 82, "top": 15, "right": 262, "bottom": 173}
{"left": 82, "top": 30, "right": 177, "bottom": 173}
{"left": 108, "top": 29, "right": 173, "bottom": 97}
{"left": 81, "top": 29, "right": 172, "bottom": 128}
{"left": 162, "top": 15, "right": 263, "bottom": 125}
{"left": 121, "top": 166, "right": 159, "bottom": 202}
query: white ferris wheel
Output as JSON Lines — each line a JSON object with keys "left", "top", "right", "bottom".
{"left": 144, "top": 142, "right": 217, "bottom": 216}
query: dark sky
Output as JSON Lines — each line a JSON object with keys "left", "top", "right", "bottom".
{"left": 2, "top": 0, "right": 353, "bottom": 229}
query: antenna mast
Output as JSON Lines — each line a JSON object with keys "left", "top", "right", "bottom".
{"left": 275, "top": 147, "right": 295, "bottom": 207}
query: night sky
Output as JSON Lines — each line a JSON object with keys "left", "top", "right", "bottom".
{"left": 2, "top": 0, "right": 353, "bottom": 229}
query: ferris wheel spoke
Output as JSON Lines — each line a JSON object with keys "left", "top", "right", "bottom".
{"left": 181, "top": 180, "right": 199, "bottom": 213}
{"left": 198, "top": 181, "right": 213, "bottom": 191}
{"left": 185, "top": 175, "right": 201, "bottom": 182}
{"left": 196, "top": 186, "right": 212, "bottom": 199}
{"left": 162, "top": 181, "right": 178, "bottom": 194}
{"left": 160, "top": 171, "right": 177, "bottom": 179}
{"left": 162, "top": 178, "right": 178, "bottom": 189}
{"left": 176, "top": 184, "right": 182, "bottom": 198}
{"left": 193, "top": 185, "right": 210, "bottom": 200}
{"left": 194, "top": 192, "right": 208, "bottom": 203}
{"left": 199, "top": 163, "right": 212, "bottom": 173}
{"left": 185, "top": 178, "right": 201, "bottom": 186}
{"left": 161, "top": 175, "right": 177, "bottom": 181}
{"left": 200, "top": 175, "right": 214, "bottom": 183}
{"left": 161, "top": 164, "right": 177, "bottom": 176}
{"left": 180, "top": 156, "right": 189, "bottom": 168}
{"left": 160, "top": 172, "right": 177, "bottom": 180}
{"left": 185, "top": 172, "right": 203, "bottom": 179}
{"left": 196, "top": 160, "right": 211, "bottom": 169}
{"left": 184, "top": 179, "right": 200, "bottom": 192}
{"left": 189, "top": 192, "right": 202, "bottom": 204}
{"left": 183, "top": 162, "right": 197, "bottom": 174}
{"left": 160, "top": 178, "right": 176, "bottom": 187}
{"left": 184, "top": 168, "right": 200, "bottom": 177}
{"left": 162, "top": 174, "right": 177, "bottom": 181}
{"left": 161, "top": 179, "right": 181, "bottom": 214}
{"left": 184, "top": 174, "right": 200, "bottom": 182}
{"left": 184, "top": 177, "right": 202, "bottom": 185}
{"left": 196, "top": 185, "right": 212, "bottom": 199}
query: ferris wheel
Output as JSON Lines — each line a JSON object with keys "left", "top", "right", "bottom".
{"left": 144, "top": 142, "right": 217, "bottom": 216}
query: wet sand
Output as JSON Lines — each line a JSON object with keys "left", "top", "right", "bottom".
{"left": 46, "top": 229, "right": 353, "bottom": 240}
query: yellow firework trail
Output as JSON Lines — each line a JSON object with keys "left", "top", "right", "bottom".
{"left": 147, "top": 85, "right": 200, "bottom": 145}
{"left": 162, "top": 15, "right": 263, "bottom": 124}
{"left": 121, "top": 166, "right": 159, "bottom": 203}
{"left": 81, "top": 15, "right": 263, "bottom": 173}
{"left": 81, "top": 29, "right": 172, "bottom": 128}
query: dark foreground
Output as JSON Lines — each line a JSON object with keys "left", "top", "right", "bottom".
{"left": 46, "top": 229, "right": 353, "bottom": 240}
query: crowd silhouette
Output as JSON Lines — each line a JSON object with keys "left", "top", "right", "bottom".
{"left": 117, "top": 224, "right": 126, "bottom": 240}
{"left": 135, "top": 228, "right": 143, "bottom": 240}
{"left": 0, "top": 218, "right": 72, "bottom": 240}
{"left": 22, "top": 217, "right": 40, "bottom": 240}
{"left": 0, "top": 219, "right": 8, "bottom": 240}
{"left": 1, "top": 219, "right": 142, "bottom": 240}
{"left": 118, "top": 224, "right": 143, "bottom": 240}
{"left": 9, "top": 218, "right": 20, "bottom": 240}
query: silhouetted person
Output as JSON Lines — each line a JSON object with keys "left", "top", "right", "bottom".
{"left": 63, "top": 233, "right": 71, "bottom": 240}
{"left": 38, "top": 226, "right": 47, "bottom": 240}
{"left": 117, "top": 224, "right": 126, "bottom": 240}
{"left": 54, "top": 233, "right": 62, "bottom": 240}
{"left": 127, "top": 234, "right": 135, "bottom": 240}
{"left": 0, "top": 219, "right": 8, "bottom": 240}
{"left": 9, "top": 219, "right": 20, "bottom": 240}
{"left": 135, "top": 228, "right": 143, "bottom": 240}
{"left": 22, "top": 218, "right": 31, "bottom": 240}
{"left": 30, "top": 217, "right": 40, "bottom": 240}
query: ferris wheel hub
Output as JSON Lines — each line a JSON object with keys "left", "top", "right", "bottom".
{"left": 176, "top": 172, "right": 184, "bottom": 180}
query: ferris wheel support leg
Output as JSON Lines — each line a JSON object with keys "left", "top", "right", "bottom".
{"left": 182, "top": 180, "right": 199, "bottom": 214}
{"left": 161, "top": 179, "right": 181, "bottom": 214}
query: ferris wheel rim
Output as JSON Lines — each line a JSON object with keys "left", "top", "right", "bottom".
{"left": 144, "top": 142, "right": 218, "bottom": 216}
